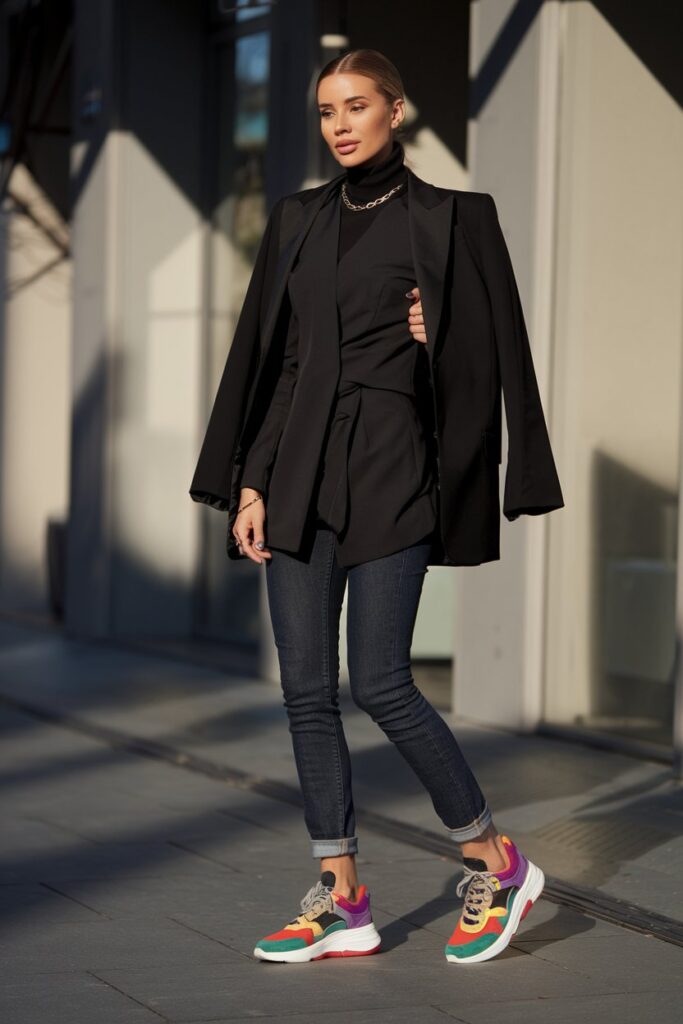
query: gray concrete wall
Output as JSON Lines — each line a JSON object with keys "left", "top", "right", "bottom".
{"left": 454, "top": 0, "right": 555, "bottom": 728}
{"left": 0, "top": 171, "right": 71, "bottom": 615}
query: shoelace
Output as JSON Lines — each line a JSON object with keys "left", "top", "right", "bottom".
{"left": 298, "top": 879, "right": 335, "bottom": 921}
{"left": 455, "top": 865, "right": 499, "bottom": 925}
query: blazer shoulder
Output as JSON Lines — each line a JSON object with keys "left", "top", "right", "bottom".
{"left": 280, "top": 177, "right": 339, "bottom": 208}
{"left": 412, "top": 176, "right": 493, "bottom": 224}
{"left": 452, "top": 188, "right": 492, "bottom": 199}
{"left": 451, "top": 188, "right": 494, "bottom": 227}
{"left": 452, "top": 188, "right": 493, "bottom": 204}
{"left": 420, "top": 183, "right": 491, "bottom": 202}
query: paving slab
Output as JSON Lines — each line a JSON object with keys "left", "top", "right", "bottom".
{"left": 0, "top": 882, "right": 103, "bottom": 924}
{"left": 0, "top": 916, "right": 238, "bottom": 973}
{"left": 194, "top": 1012, "right": 457, "bottom": 1024}
{"left": 437, "top": 989, "right": 683, "bottom": 1024}
{"left": 514, "top": 928, "right": 683, "bottom": 993}
{"left": 0, "top": 970, "right": 162, "bottom": 1024}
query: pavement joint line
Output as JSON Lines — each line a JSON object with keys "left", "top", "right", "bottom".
{"left": 167, "top": 914, "right": 254, "bottom": 962}
{"left": 164, "top": 839, "right": 241, "bottom": 872}
{"left": 85, "top": 969, "right": 169, "bottom": 1021}
{"left": 2, "top": 690, "right": 683, "bottom": 950}
{"left": 39, "top": 880, "right": 111, "bottom": 918}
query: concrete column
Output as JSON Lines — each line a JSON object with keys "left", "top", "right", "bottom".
{"left": 66, "top": 0, "right": 205, "bottom": 639}
{"left": 0, "top": 172, "right": 71, "bottom": 616}
{"left": 453, "top": 0, "right": 562, "bottom": 728}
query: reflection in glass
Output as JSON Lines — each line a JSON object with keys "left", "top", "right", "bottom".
{"left": 199, "top": 26, "right": 270, "bottom": 643}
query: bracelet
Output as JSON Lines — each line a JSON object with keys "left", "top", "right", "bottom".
{"left": 237, "top": 493, "right": 263, "bottom": 514}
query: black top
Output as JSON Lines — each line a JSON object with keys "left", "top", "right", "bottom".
{"left": 241, "top": 140, "right": 438, "bottom": 566}
{"left": 338, "top": 137, "right": 409, "bottom": 256}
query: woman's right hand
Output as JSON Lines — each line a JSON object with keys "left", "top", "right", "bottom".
{"left": 233, "top": 488, "right": 272, "bottom": 565}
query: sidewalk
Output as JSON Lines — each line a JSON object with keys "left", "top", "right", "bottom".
{"left": 1, "top": 619, "right": 682, "bottom": 1022}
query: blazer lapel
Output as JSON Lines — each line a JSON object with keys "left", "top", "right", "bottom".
{"left": 258, "top": 172, "right": 345, "bottom": 362}
{"left": 406, "top": 168, "right": 454, "bottom": 367}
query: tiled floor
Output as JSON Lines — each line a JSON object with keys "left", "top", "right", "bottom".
{"left": 1, "top": 621, "right": 682, "bottom": 1022}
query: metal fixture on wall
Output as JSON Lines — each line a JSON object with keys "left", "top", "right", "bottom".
{"left": 216, "top": 1, "right": 278, "bottom": 15}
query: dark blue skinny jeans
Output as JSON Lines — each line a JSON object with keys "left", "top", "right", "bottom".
{"left": 264, "top": 523, "right": 492, "bottom": 857}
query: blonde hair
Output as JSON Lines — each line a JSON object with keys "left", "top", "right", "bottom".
{"left": 316, "top": 48, "right": 408, "bottom": 148}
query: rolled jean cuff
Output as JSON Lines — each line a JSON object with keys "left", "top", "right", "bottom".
{"left": 311, "top": 836, "right": 359, "bottom": 858}
{"left": 445, "top": 803, "right": 493, "bottom": 843}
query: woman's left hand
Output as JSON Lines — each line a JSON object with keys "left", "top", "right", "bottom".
{"left": 406, "top": 287, "right": 427, "bottom": 344}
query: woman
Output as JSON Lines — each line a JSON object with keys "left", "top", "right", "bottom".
{"left": 190, "top": 49, "right": 564, "bottom": 966}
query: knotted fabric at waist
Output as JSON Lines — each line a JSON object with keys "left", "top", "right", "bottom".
{"left": 315, "top": 379, "right": 418, "bottom": 535}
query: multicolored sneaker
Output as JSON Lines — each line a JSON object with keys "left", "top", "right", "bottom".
{"left": 445, "top": 834, "right": 545, "bottom": 964}
{"left": 253, "top": 870, "right": 382, "bottom": 963}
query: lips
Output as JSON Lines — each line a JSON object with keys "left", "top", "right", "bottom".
{"left": 336, "top": 141, "right": 360, "bottom": 153}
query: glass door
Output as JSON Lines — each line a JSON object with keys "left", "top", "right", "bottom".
{"left": 196, "top": 1, "right": 272, "bottom": 645}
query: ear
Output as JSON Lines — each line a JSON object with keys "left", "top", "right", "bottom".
{"left": 391, "top": 97, "right": 405, "bottom": 129}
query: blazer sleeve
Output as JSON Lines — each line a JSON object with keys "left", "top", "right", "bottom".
{"left": 239, "top": 304, "right": 299, "bottom": 496}
{"left": 479, "top": 192, "right": 565, "bottom": 521}
{"left": 189, "top": 196, "right": 285, "bottom": 510}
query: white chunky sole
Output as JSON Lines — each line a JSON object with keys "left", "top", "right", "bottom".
{"left": 254, "top": 921, "right": 382, "bottom": 963}
{"left": 446, "top": 860, "right": 545, "bottom": 964}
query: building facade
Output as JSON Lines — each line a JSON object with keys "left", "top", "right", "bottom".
{"left": 1, "top": 0, "right": 682, "bottom": 772}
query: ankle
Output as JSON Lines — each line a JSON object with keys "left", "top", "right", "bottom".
{"left": 461, "top": 829, "right": 507, "bottom": 872}
{"left": 320, "top": 854, "right": 359, "bottom": 900}
{"left": 334, "top": 882, "right": 358, "bottom": 900}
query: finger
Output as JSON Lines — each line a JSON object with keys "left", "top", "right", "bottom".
{"left": 242, "top": 534, "right": 264, "bottom": 565}
{"left": 235, "top": 519, "right": 264, "bottom": 564}
{"left": 405, "top": 286, "right": 421, "bottom": 299}
{"left": 245, "top": 514, "right": 274, "bottom": 564}
{"left": 252, "top": 524, "right": 272, "bottom": 561}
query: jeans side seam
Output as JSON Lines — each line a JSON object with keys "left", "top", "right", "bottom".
{"left": 390, "top": 546, "right": 488, "bottom": 835}
{"left": 321, "top": 528, "right": 347, "bottom": 841}
{"left": 421, "top": 713, "right": 489, "bottom": 832}
{"left": 389, "top": 547, "right": 409, "bottom": 706}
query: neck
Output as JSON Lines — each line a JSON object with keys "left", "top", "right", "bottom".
{"left": 344, "top": 139, "right": 407, "bottom": 200}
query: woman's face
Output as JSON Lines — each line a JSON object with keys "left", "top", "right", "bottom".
{"left": 317, "top": 73, "right": 404, "bottom": 168}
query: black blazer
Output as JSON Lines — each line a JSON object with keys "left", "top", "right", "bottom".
{"left": 189, "top": 167, "right": 565, "bottom": 566}
{"left": 238, "top": 185, "right": 440, "bottom": 568}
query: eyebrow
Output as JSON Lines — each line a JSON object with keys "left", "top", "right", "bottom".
{"left": 318, "top": 95, "right": 370, "bottom": 109}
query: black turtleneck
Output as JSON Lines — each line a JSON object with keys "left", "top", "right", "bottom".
{"left": 338, "top": 139, "right": 409, "bottom": 261}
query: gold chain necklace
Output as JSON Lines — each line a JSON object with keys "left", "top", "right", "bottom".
{"left": 340, "top": 180, "right": 405, "bottom": 212}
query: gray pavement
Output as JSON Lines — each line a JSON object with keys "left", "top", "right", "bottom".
{"left": 1, "top": 619, "right": 683, "bottom": 1022}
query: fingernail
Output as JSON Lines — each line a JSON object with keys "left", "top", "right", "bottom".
{"left": 255, "top": 541, "right": 264, "bottom": 550}
{"left": 405, "top": 290, "right": 414, "bottom": 298}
